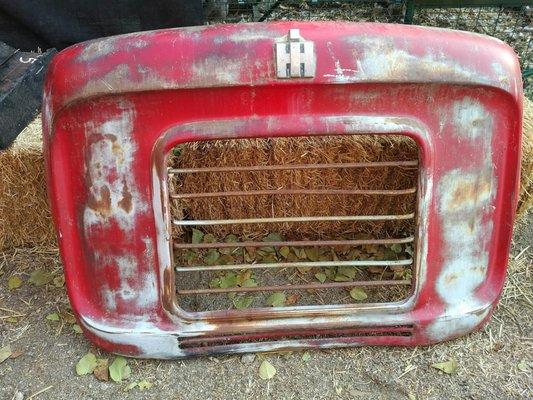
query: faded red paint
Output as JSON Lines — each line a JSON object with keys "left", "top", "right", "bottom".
{"left": 43, "top": 22, "right": 522, "bottom": 358}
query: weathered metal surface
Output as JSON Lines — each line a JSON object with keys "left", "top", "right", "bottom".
{"left": 43, "top": 22, "right": 522, "bottom": 358}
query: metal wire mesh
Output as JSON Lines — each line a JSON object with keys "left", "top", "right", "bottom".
{"left": 203, "top": 1, "right": 532, "bottom": 95}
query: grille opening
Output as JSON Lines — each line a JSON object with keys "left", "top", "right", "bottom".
{"left": 179, "top": 325, "right": 414, "bottom": 349}
{"left": 168, "top": 135, "right": 419, "bottom": 312}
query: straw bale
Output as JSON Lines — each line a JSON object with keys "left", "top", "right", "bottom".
{"left": 0, "top": 117, "right": 55, "bottom": 250}
{"left": 517, "top": 97, "right": 533, "bottom": 217}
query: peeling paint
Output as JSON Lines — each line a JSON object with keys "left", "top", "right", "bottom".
{"left": 452, "top": 97, "right": 493, "bottom": 140}
{"left": 220, "top": 27, "right": 279, "bottom": 44}
{"left": 83, "top": 104, "right": 146, "bottom": 231}
{"left": 426, "top": 306, "right": 490, "bottom": 342}
{"left": 191, "top": 56, "right": 244, "bottom": 85}
{"left": 333, "top": 36, "right": 509, "bottom": 90}
{"left": 78, "top": 36, "right": 148, "bottom": 62}
{"left": 427, "top": 98, "right": 496, "bottom": 341}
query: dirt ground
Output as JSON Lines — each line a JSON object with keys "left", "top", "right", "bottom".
{"left": 0, "top": 213, "right": 532, "bottom": 399}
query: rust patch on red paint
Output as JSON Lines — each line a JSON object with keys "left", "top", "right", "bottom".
{"left": 87, "top": 186, "right": 112, "bottom": 216}
{"left": 448, "top": 178, "right": 491, "bottom": 211}
{"left": 162, "top": 267, "right": 174, "bottom": 311}
{"left": 444, "top": 273, "right": 459, "bottom": 286}
{"left": 118, "top": 183, "right": 132, "bottom": 213}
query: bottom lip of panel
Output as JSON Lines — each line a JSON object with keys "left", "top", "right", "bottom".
{"left": 79, "top": 301, "right": 494, "bottom": 359}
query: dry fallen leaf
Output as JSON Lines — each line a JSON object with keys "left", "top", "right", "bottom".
{"left": 0, "top": 345, "right": 12, "bottom": 364}
{"left": 94, "top": 358, "right": 109, "bottom": 381}
{"left": 285, "top": 294, "right": 300, "bottom": 305}
{"left": 431, "top": 359, "right": 458, "bottom": 374}
{"left": 29, "top": 269, "right": 53, "bottom": 286}
{"left": 10, "top": 349, "right": 24, "bottom": 359}
{"left": 8, "top": 276, "right": 23, "bottom": 290}
{"left": 258, "top": 360, "right": 276, "bottom": 380}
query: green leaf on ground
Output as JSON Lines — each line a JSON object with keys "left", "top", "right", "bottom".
{"left": 293, "top": 248, "right": 307, "bottom": 260}
{"left": 8, "top": 276, "right": 23, "bottom": 290}
{"left": 203, "top": 233, "right": 216, "bottom": 243}
{"left": 233, "top": 296, "right": 254, "bottom": 309}
{"left": 264, "top": 232, "right": 283, "bottom": 242}
{"left": 258, "top": 360, "right": 276, "bottom": 380}
{"left": 225, "top": 234, "right": 238, "bottom": 242}
{"left": 217, "top": 254, "right": 234, "bottom": 265}
{"left": 76, "top": 353, "right": 98, "bottom": 375}
{"left": 109, "top": 356, "right": 131, "bottom": 382}
{"left": 266, "top": 292, "right": 286, "bottom": 307}
{"left": 53, "top": 275, "right": 65, "bottom": 287}
{"left": 279, "top": 246, "right": 290, "bottom": 258}
{"left": 349, "top": 288, "right": 368, "bottom": 301}
{"left": 138, "top": 380, "right": 153, "bottom": 390}
{"left": 240, "top": 278, "right": 257, "bottom": 288}
{"left": 431, "top": 359, "right": 458, "bottom": 374}
{"left": 204, "top": 249, "right": 220, "bottom": 265}
{"left": 315, "top": 273, "right": 327, "bottom": 283}
{"left": 126, "top": 380, "right": 153, "bottom": 391}
{"left": 46, "top": 312, "right": 60, "bottom": 322}
{"left": 0, "top": 345, "right": 12, "bottom": 364}
{"left": 72, "top": 324, "right": 83, "bottom": 334}
{"left": 302, "top": 352, "right": 312, "bottom": 362}
{"left": 29, "top": 269, "right": 53, "bottom": 286}
{"left": 517, "top": 360, "right": 529, "bottom": 372}
{"left": 191, "top": 228, "right": 204, "bottom": 244}
{"left": 390, "top": 243, "right": 403, "bottom": 253}
{"left": 209, "top": 278, "right": 221, "bottom": 288}
{"left": 334, "top": 274, "right": 352, "bottom": 282}
{"left": 338, "top": 266, "right": 356, "bottom": 279}
{"left": 305, "top": 247, "right": 319, "bottom": 261}
{"left": 220, "top": 273, "right": 238, "bottom": 289}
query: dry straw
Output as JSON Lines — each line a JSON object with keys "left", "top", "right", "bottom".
{"left": 171, "top": 135, "right": 418, "bottom": 240}
{"left": 1, "top": 97, "right": 532, "bottom": 250}
{"left": 518, "top": 97, "right": 533, "bottom": 216}
{"left": 0, "top": 118, "right": 55, "bottom": 250}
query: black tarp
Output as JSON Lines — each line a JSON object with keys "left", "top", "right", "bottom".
{"left": 0, "top": 0, "right": 204, "bottom": 51}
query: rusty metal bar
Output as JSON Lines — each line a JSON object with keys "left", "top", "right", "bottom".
{"left": 168, "top": 160, "right": 418, "bottom": 174}
{"left": 176, "top": 258, "right": 413, "bottom": 272}
{"left": 171, "top": 187, "right": 416, "bottom": 199}
{"left": 172, "top": 212, "right": 415, "bottom": 226}
{"left": 177, "top": 279, "right": 411, "bottom": 295}
{"left": 173, "top": 236, "right": 414, "bottom": 249}
{"left": 179, "top": 325, "right": 414, "bottom": 346}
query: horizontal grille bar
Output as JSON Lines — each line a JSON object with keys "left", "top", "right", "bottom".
{"left": 172, "top": 213, "right": 415, "bottom": 226}
{"left": 179, "top": 325, "right": 414, "bottom": 346}
{"left": 171, "top": 187, "right": 416, "bottom": 200}
{"left": 168, "top": 160, "right": 418, "bottom": 174}
{"left": 176, "top": 258, "right": 413, "bottom": 272}
{"left": 177, "top": 279, "right": 411, "bottom": 295}
{"left": 173, "top": 236, "right": 414, "bottom": 249}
